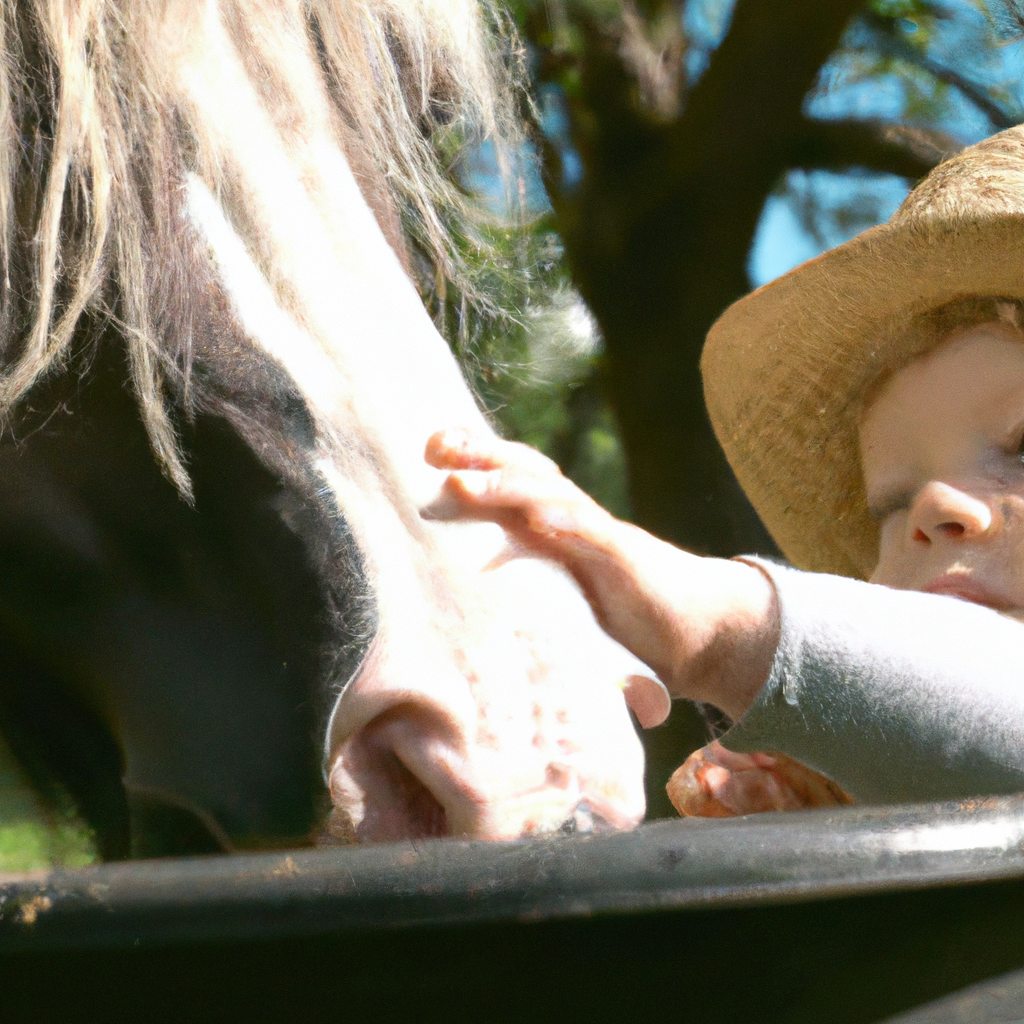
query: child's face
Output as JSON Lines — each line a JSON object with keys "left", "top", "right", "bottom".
{"left": 859, "top": 325, "right": 1024, "bottom": 621}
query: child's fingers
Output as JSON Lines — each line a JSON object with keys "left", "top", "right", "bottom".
{"left": 758, "top": 753, "right": 854, "bottom": 808}
{"left": 664, "top": 755, "right": 734, "bottom": 817}
{"left": 443, "top": 467, "right": 584, "bottom": 532}
{"left": 446, "top": 467, "right": 552, "bottom": 507}
{"left": 667, "top": 752, "right": 795, "bottom": 816}
{"left": 666, "top": 742, "right": 853, "bottom": 818}
{"left": 425, "top": 428, "right": 499, "bottom": 470}
{"left": 702, "top": 762, "right": 798, "bottom": 814}
{"left": 425, "top": 428, "right": 559, "bottom": 475}
{"left": 424, "top": 431, "right": 601, "bottom": 546}
{"left": 700, "top": 740, "right": 776, "bottom": 772}
{"left": 421, "top": 466, "right": 566, "bottom": 535}
{"left": 622, "top": 674, "right": 671, "bottom": 728}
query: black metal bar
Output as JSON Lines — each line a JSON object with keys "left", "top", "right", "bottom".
{"left": 3, "top": 795, "right": 1024, "bottom": 950}
{"left": 3, "top": 799, "right": 1024, "bottom": 1022}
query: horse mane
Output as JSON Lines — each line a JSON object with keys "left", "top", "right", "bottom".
{"left": 0, "top": 0, "right": 526, "bottom": 494}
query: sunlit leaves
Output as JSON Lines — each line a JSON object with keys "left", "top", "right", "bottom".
{"left": 817, "top": 0, "right": 1024, "bottom": 132}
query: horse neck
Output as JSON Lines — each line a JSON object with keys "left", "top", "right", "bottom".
{"left": 172, "top": 0, "right": 491, "bottom": 505}
{"left": 165, "top": 1, "right": 514, "bottom": 689}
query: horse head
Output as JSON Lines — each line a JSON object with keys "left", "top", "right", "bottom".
{"left": 0, "top": 0, "right": 653, "bottom": 846}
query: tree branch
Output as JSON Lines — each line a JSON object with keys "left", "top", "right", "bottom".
{"left": 860, "top": 11, "right": 1020, "bottom": 130}
{"left": 669, "top": 0, "right": 868, "bottom": 168}
{"left": 789, "top": 118, "right": 959, "bottom": 180}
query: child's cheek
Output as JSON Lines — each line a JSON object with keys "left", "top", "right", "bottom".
{"left": 869, "top": 516, "right": 911, "bottom": 589}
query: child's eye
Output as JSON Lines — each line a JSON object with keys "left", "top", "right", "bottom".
{"left": 1007, "top": 421, "right": 1024, "bottom": 460}
{"left": 1005, "top": 415, "right": 1024, "bottom": 460}
{"left": 867, "top": 492, "right": 910, "bottom": 523}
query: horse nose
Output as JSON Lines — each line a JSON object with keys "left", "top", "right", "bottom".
{"left": 327, "top": 708, "right": 642, "bottom": 842}
{"left": 323, "top": 638, "right": 481, "bottom": 842}
{"left": 322, "top": 623, "right": 648, "bottom": 843}
{"left": 326, "top": 706, "right": 464, "bottom": 842}
{"left": 326, "top": 694, "right": 595, "bottom": 843}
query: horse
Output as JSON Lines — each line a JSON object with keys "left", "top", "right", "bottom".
{"left": 0, "top": 0, "right": 658, "bottom": 859}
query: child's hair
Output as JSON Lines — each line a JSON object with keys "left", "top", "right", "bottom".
{"left": 894, "top": 295, "right": 1024, "bottom": 348}
{"left": 861, "top": 296, "right": 1024, "bottom": 413}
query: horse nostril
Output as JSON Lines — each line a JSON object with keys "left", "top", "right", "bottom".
{"left": 329, "top": 723, "right": 450, "bottom": 843}
{"left": 378, "top": 750, "right": 449, "bottom": 840}
{"left": 937, "top": 521, "right": 966, "bottom": 538}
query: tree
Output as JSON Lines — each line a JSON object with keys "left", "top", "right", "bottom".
{"left": 507, "top": 0, "right": 1021, "bottom": 556}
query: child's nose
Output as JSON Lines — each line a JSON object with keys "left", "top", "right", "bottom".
{"left": 908, "top": 481, "right": 995, "bottom": 545}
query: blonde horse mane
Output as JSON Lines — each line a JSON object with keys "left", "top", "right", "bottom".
{"left": 0, "top": 0, "right": 525, "bottom": 494}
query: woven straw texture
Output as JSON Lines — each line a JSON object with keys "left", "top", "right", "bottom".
{"left": 702, "top": 127, "right": 1024, "bottom": 579}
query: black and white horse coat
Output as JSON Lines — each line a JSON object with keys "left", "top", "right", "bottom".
{"left": 0, "top": 0, "right": 648, "bottom": 855}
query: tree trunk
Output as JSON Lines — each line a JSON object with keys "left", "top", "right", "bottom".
{"left": 534, "top": 0, "right": 932, "bottom": 556}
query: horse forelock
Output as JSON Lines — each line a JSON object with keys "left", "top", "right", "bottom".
{"left": 0, "top": 0, "right": 524, "bottom": 491}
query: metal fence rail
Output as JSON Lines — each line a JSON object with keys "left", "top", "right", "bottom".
{"left": 3, "top": 797, "right": 1024, "bottom": 1022}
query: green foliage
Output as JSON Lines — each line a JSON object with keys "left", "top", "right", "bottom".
{"left": 0, "top": 732, "right": 96, "bottom": 872}
{"left": 422, "top": 205, "right": 632, "bottom": 518}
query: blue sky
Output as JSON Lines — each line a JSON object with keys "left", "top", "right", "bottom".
{"left": 467, "top": 1, "right": 1024, "bottom": 292}
{"left": 746, "top": 0, "right": 1024, "bottom": 285}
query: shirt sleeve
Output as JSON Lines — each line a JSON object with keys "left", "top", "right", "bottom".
{"left": 719, "top": 558, "right": 1024, "bottom": 804}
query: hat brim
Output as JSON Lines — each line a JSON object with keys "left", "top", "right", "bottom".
{"left": 701, "top": 214, "right": 1024, "bottom": 578}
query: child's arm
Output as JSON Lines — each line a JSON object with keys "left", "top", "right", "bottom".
{"left": 427, "top": 428, "right": 1024, "bottom": 810}
{"left": 424, "top": 428, "right": 780, "bottom": 721}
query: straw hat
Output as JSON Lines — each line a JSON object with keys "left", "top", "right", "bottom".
{"left": 701, "top": 125, "right": 1024, "bottom": 580}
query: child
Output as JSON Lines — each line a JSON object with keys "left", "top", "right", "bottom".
{"left": 426, "top": 124, "right": 1024, "bottom": 817}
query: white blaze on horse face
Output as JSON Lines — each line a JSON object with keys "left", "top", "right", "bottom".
{"left": 173, "top": 0, "right": 486, "bottom": 509}
{"left": 175, "top": 0, "right": 647, "bottom": 840}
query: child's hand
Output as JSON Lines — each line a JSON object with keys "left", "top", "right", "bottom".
{"left": 424, "top": 427, "right": 625, "bottom": 558}
{"left": 666, "top": 741, "right": 853, "bottom": 817}
{"left": 424, "top": 428, "right": 781, "bottom": 723}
